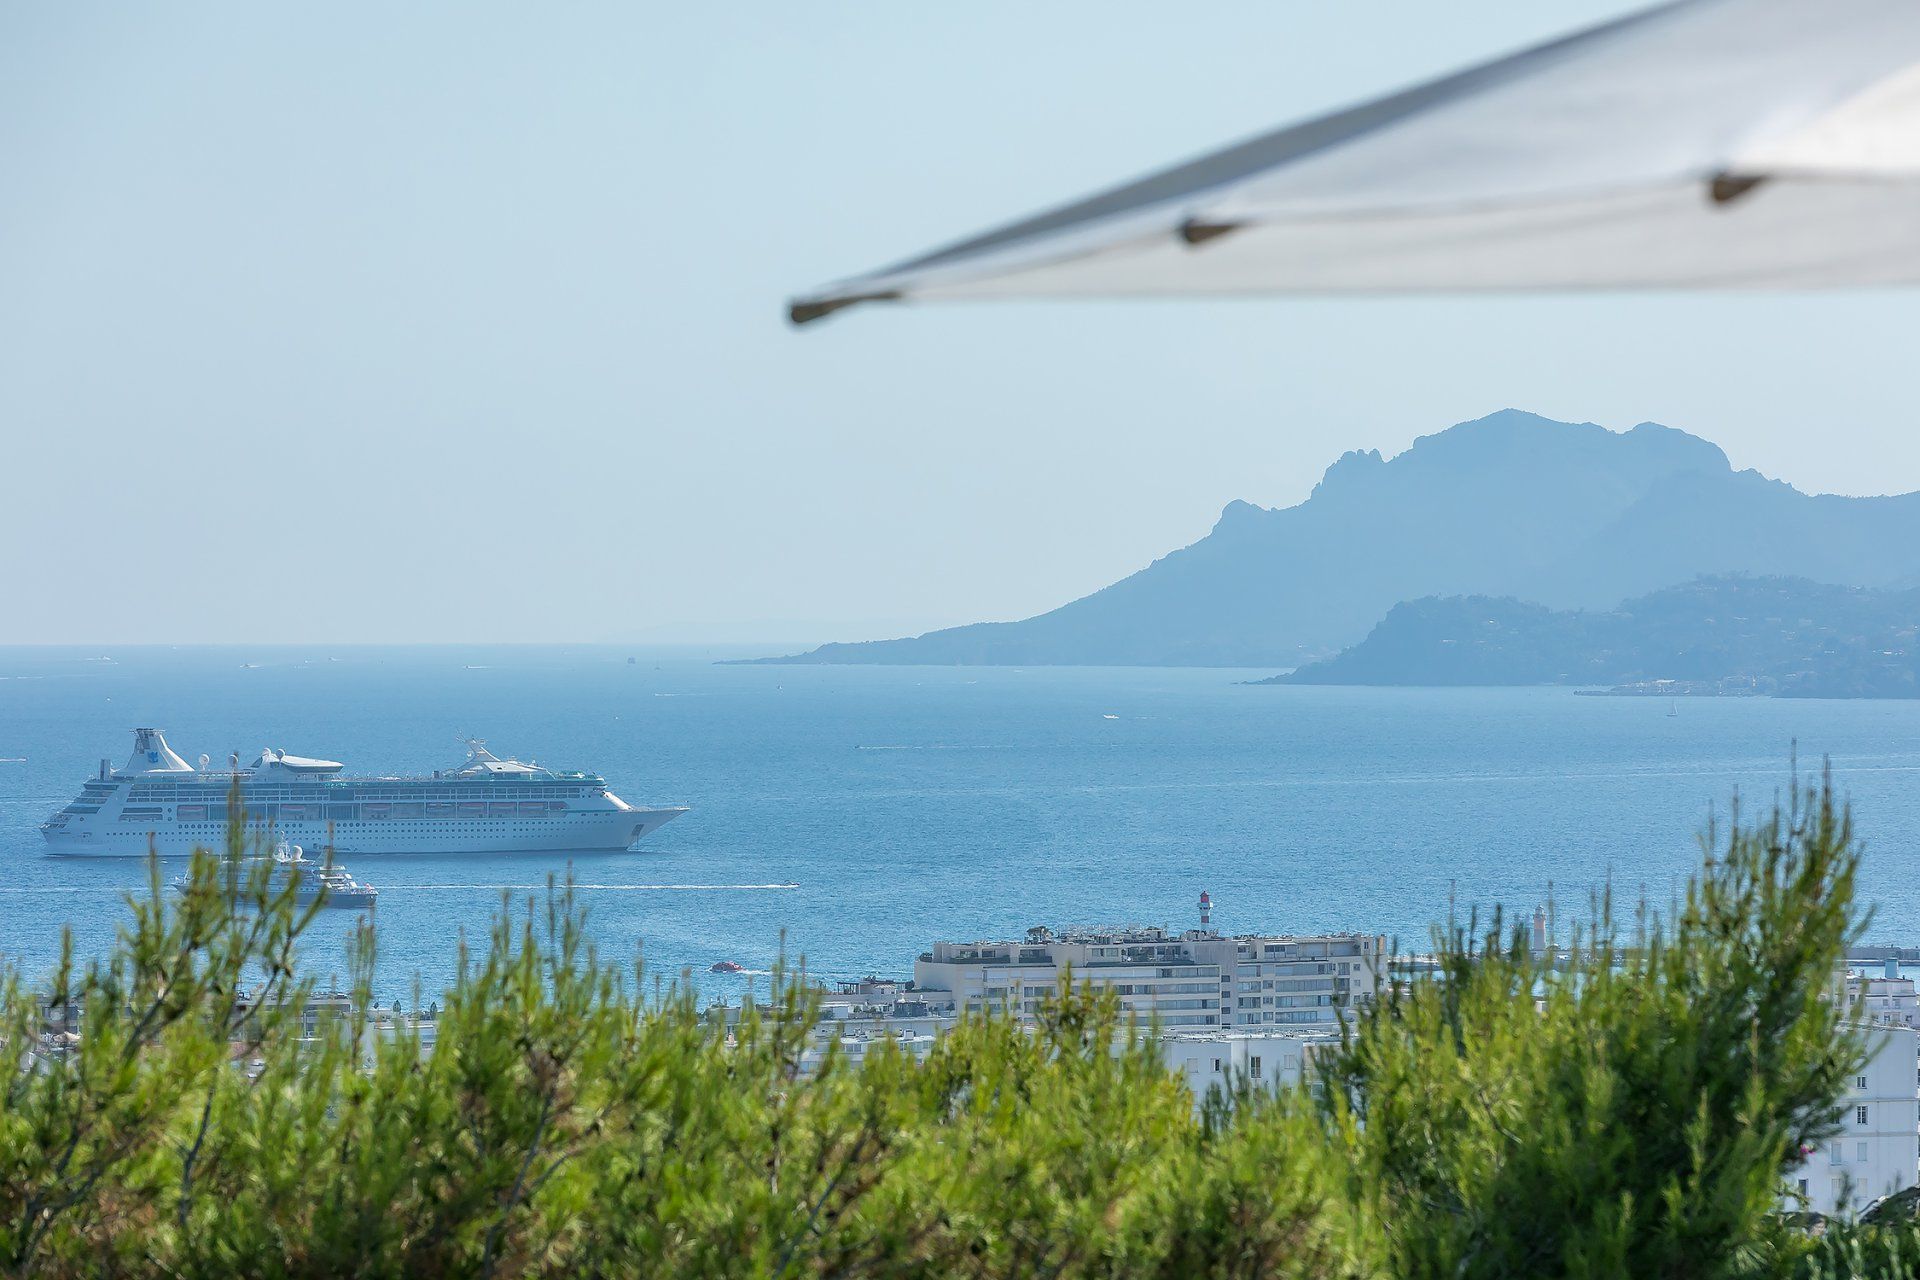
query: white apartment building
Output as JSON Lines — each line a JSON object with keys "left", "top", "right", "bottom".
{"left": 797, "top": 1028, "right": 941, "bottom": 1075}
{"left": 1785, "top": 1024, "right": 1920, "bottom": 1217}
{"left": 730, "top": 980, "right": 1344, "bottom": 1106}
{"left": 1845, "top": 958, "right": 1920, "bottom": 1030}
{"left": 913, "top": 923, "right": 1385, "bottom": 1032}
{"left": 1160, "top": 1027, "right": 1342, "bottom": 1109}
{"left": 762, "top": 997, "right": 1343, "bottom": 1104}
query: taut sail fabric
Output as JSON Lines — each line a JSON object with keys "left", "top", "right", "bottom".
{"left": 790, "top": 0, "right": 1920, "bottom": 325}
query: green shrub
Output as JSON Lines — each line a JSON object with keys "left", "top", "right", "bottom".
{"left": 1313, "top": 778, "right": 1867, "bottom": 1279}
{"left": 0, "top": 776, "right": 1883, "bottom": 1278}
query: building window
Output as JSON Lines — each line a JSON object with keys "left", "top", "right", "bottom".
{"left": 1857, "top": 1105, "right": 1870, "bottom": 1126}
{"left": 1858, "top": 1075, "right": 1869, "bottom": 1090}
{"left": 1250, "top": 1056, "right": 1262, "bottom": 1079}
{"left": 1859, "top": 1142, "right": 1869, "bottom": 1163}
{"left": 1830, "top": 1145, "right": 1844, "bottom": 1166}
{"left": 1211, "top": 1057, "right": 1221, "bottom": 1073}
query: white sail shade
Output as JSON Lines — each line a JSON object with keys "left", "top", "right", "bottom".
{"left": 790, "top": 0, "right": 1920, "bottom": 325}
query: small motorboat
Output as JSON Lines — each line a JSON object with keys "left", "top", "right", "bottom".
{"left": 708, "top": 960, "right": 745, "bottom": 974}
{"left": 172, "top": 838, "right": 377, "bottom": 910}
{"left": 276, "top": 841, "right": 378, "bottom": 910}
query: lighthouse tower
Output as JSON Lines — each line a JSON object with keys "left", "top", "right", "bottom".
{"left": 1198, "top": 891, "right": 1213, "bottom": 930}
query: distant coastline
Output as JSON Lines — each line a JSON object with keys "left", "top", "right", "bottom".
{"left": 1259, "top": 576, "right": 1920, "bottom": 700}
{"left": 1571, "top": 680, "right": 1766, "bottom": 698}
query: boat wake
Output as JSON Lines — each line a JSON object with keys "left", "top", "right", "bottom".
{"left": 397, "top": 882, "right": 799, "bottom": 892}
{"left": 0, "top": 888, "right": 127, "bottom": 895}
{"left": 855, "top": 744, "right": 1008, "bottom": 752}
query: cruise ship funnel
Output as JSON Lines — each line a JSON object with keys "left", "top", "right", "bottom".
{"left": 125, "top": 728, "right": 195, "bottom": 776}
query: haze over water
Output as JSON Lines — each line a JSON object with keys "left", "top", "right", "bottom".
{"left": 3, "top": 645, "right": 1919, "bottom": 1003}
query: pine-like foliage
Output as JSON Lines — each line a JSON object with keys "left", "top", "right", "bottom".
{"left": 1315, "top": 778, "right": 1866, "bottom": 1279}
{"left": 0, "top": 776, "right": 1884, "bottom": 1278}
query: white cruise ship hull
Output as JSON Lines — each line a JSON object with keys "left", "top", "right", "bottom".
{"left": 44, "top": 730, "right": 691, "bottom": 858}
{"left": 44, "top": 806, "right": 687, "bottom": 858}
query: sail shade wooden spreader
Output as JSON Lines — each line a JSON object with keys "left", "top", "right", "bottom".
{"left": 789, "top": 0, "right": 1920, "bottom": 326}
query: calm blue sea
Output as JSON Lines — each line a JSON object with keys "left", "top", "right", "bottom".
{"left": 3, "top": 645, "right": 1919, "bottom": 1004}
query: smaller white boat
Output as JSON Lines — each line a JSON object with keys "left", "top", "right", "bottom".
{"left": 172, "top": 838, "right": 378, "bottom": 910}
{"left": 271, "top": 839, "right": 378, "bottom": 909}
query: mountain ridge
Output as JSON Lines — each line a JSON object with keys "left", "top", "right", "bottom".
{"left": 747, "top": 410, "right": 1920, "bottom": 667}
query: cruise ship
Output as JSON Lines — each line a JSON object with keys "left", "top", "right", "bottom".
{"left": 43, "top": 729, "right": 688, "bottom": 857}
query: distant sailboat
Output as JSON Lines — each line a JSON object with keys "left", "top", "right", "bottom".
{"left": 1668, "top": 698, "right": 1679, "bottom": 717}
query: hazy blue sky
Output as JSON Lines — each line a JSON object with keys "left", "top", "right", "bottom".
{"left": 6, "top": 2, "right": 1918, "bottom": 645}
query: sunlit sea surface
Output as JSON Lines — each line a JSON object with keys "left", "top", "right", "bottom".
{"left": 3, "top": 646, "right": 1919, "bottom": 1004}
